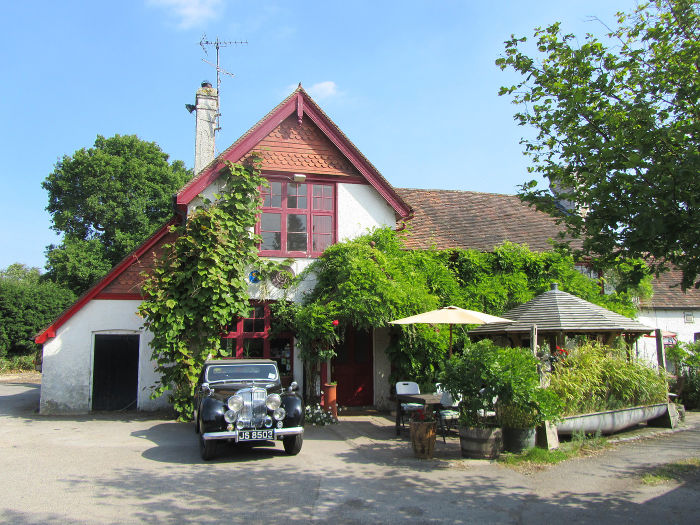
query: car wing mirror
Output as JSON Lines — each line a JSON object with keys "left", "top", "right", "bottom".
{"left": 201, "top": 383, "right": 212, "bottom": 396}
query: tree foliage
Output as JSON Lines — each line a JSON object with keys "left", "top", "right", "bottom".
{"left": 0, "top": 264, "right": 75, "bottom": 357}
{"left": 43, "top": 134, "right": 191, "bottom": 294}
{"left": 497, "top": 0, "right": 700, "bottom": 289}
{"left": 277, "top": 227, "right": 641, "bottom": 389}
{"left": 139, "top": 159, "right": 284, "bottom": 419}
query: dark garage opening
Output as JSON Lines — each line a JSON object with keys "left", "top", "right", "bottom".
{"left": 92, "top": 334, "right": 139, "bottom": 411}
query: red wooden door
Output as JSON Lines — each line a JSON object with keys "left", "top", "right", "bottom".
{"left": 331, "top": 328, "right": 373, "bottom": 406}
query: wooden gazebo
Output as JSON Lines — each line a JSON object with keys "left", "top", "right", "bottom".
{"left": 468, "top": 283, "right": 654, "bottom": 352}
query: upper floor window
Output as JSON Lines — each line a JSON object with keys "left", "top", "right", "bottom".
{"left": 259, "top": 179, "right": 335, "bottom": 257}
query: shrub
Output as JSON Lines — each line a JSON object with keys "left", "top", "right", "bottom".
{"left": 549, "top": 343, "right": 668, "bottom": 416}
{"left": 441, "top": 340, "right": 562, "bottom": 428}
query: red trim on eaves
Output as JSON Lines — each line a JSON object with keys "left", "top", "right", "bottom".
{"left": 34, "top": 218, "right": 178, "bottom": 345}
{"left": 176, "top": 87, "right": 412, "bottom": 219}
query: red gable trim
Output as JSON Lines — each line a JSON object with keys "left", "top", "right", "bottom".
{"left": 176, "top": 88, "right": 411, "bottom": 219}
{"left": 34, "top": 218, "right": 178, "bottom": 345}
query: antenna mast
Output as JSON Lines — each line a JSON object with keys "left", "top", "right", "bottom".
{"left": 199, "top": 34, "right": 247, "bottom": 133}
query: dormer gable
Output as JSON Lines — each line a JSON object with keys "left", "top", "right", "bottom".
{"left": 176, "top": 87, "right": 411, "bottom": 220}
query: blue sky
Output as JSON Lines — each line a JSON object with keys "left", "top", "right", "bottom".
{"left": 0, "top": 0, "right": 640, "bottom": 270}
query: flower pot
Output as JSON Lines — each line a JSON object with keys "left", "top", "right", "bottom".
{"left": 502, "top": 427, "right": 536, "bottom": 453}
{"left": 322, "top": 383, "right": 337, "bottom": 419}
{"left": 410, "top": 421, "right": 437, "bottom": 459}
{"left": 459, "top": 426, "right": 503, "bottom": 459}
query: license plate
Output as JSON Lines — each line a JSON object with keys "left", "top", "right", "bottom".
{"left": 238, "top": 429, "right": 274, "bottom": 441}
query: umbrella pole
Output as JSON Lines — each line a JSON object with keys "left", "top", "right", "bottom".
{"left": 449, "top": 325, "right": 453, "bottom": 357}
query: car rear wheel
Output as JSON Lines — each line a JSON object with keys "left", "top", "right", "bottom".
{"left": 200, "top": 435, "right": 217, "bottom": 460}
{"left": 283, "top": 434, "right": 303, "bottom": 455}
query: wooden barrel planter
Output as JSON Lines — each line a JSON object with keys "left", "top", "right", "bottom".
{"left": 410, "top": 421, "right": 437, "bottom": 459}
{"left": 502, "top": 427, "right": 536, "bottom": 453}
{"left": 459, "top": 427, "right": 503, "bottom": 459}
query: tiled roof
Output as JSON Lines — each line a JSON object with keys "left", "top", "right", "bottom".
{"left": 469, "top": 284, "right": 654, "bottom": 335}
{"left": 641, "top": 268, "right": 700, "bottom": 309}
{"left": 396, "top": 188, "right": 575, "bottom": 252}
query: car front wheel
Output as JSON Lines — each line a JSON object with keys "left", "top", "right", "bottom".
{"left": 199, "top": 435, "right": 217, "bottom": 461}
{"left": 283, "top": 434, "right": 303, "bottom": 455}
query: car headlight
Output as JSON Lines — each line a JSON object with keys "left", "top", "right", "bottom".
{"left": 227, "top": 394, "right": 244, "bottom": 412}
{"left": 266, "top": 393, "right": 282, "bottom": 410}
{"left": 273, "top": 407, "right": 286, "bottom": 421}
{"left": 224, "top": 410, "right": 237, "bottom": 423}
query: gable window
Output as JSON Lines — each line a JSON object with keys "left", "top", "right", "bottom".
{"left": 259, "top": 179, "right": 335, "bottom": 257}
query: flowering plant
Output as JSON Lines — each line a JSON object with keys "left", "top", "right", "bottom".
{"left": 304, "top": 403, "right": 339, "bottom": 426}
{"left": 410, "top": 409, "right": 436, "bottom": 423}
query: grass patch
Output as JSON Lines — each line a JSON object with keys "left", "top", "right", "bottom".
{"left": 500, "top": 446, "right": 570, "bottom": 466}
{"left": 498, "top": 432, "right": 609, "bottom": 470}
{"left": 0, "top": 354, "right": 36, "bottom": 373}
{"left": 641, "top": 458, "right": 700, "bottom": 486}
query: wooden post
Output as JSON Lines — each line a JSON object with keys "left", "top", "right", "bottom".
{"left": 530, "top": 324, "right": 537, "bottom": 357}
{"left": 655, "top": 329, "right": 667, "bottom": 371}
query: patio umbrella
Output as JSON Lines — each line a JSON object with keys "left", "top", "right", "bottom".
{"left": 389, "top": 306, "right": 513, "bottom": 356}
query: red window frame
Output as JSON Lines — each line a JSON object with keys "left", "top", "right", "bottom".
{"left": 220, "top": 302, "right": 294, "bottom": 381}
{"left": 258, "top": 177, "right": 336, "bottom": 257}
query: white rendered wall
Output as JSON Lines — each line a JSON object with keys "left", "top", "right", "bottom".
{"left": 40, "top": 300, "right": 168, "bottom": 414}
{"left": 337, "top": 183, "right": 397, "bottom": 242}
{"left": 635, "top": 308, "right": 700, "bottom": 368}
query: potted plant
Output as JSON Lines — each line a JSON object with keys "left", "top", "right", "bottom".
{"left": 409, "top": 409, "right": 437, "bottom": 459}
{"left": 441, "top": 341, "right": 504, "bottom": 459}
{"left": 493, "top": 348, "right": 562, "bottom": 453}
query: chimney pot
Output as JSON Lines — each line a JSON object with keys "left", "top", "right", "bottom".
{"left": 551, "top": 283, "right": 559, "bottom": 291}
{"left": 201, "top": 81, "right": 212, "bottom": 88}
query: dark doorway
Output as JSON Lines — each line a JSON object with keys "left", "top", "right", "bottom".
{"left": 331, "top": 327, "right": 373, "bottom": 406}
{"left": 92, "top": 334, "right": 139, "bottom": 411}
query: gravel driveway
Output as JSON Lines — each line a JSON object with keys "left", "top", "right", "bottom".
{"left": 1, "top": 379, "right": 699, "bottom": 524}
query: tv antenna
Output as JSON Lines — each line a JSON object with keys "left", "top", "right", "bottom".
{"left": 199, "top": 34, "right": 247, "bottom": 132}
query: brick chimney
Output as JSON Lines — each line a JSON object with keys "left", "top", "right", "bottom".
{"left": 193, "top": 81, "right": 218, "bottom": 174}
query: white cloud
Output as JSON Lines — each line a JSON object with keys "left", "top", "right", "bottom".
{"left": 147, "top": 0, "right": 224, "bottom": 29}
{"left": 307, "top": 81, "right": 338, "bottom": 100}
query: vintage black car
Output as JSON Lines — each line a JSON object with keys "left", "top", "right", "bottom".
{"left": 194, "top": 359, "right": 304, "bottom": 460}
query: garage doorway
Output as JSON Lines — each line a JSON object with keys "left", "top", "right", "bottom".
{"left": 92, "top": 334, "right": 139, "bottom": 411}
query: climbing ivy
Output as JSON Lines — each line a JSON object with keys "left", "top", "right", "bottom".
{"left": 277, "top": 227, "right": 645, "bottom": 390}
{"left": 139, "top": 158, "right": 284, "bottom": 419}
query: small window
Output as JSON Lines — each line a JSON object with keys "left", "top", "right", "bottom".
{"left": 684, "top": 312, "right": 695, "bottom": 324}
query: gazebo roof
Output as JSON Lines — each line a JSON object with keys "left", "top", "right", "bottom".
{"left": 468, "top": 283, "right": 654, "bottom": 336}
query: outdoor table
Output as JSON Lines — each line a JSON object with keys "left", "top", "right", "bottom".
{"left": 395, "top": 393, "right": 443, "bottom": 436}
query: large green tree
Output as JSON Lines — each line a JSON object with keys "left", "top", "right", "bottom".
{"left": 0, "top": 264, "right": 75, "bottom": 357}
{"left": 497, "top": 0, "right": 700, "bottom": 289}
{"left": 43, "top": 134, "right": 191, "bottom": 294}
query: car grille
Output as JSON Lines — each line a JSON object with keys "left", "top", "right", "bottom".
{"left": 237, "top": 387, "right": 267, "bottom": 428}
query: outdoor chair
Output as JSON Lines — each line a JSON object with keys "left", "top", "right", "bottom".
{"left": 396, "top": 381, "right": 423, "bottom": 430}
{"left": 437, "top": 389, "right": 460, "bottom": 442}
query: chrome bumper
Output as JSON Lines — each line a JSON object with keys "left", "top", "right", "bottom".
{"left": 202, "top": 426, "right": 304, "bottom": 442}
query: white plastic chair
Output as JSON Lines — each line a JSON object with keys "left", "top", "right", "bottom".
{"left": 396, "top": 381, "right": 423, "bottom": 429}
{"left": 438, "top": 390, "right": 460, "bottom": 442}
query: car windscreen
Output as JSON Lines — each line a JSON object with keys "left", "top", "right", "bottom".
{"left": 206, "top": 364, "right": 279, "bottom": 382}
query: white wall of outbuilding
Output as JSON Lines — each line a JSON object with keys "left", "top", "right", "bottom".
{"left": 635, "top": 308, "right": 700, "bottom": 369}
{"left": 40, "top": 299, "right": 168, "bottom": 414}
